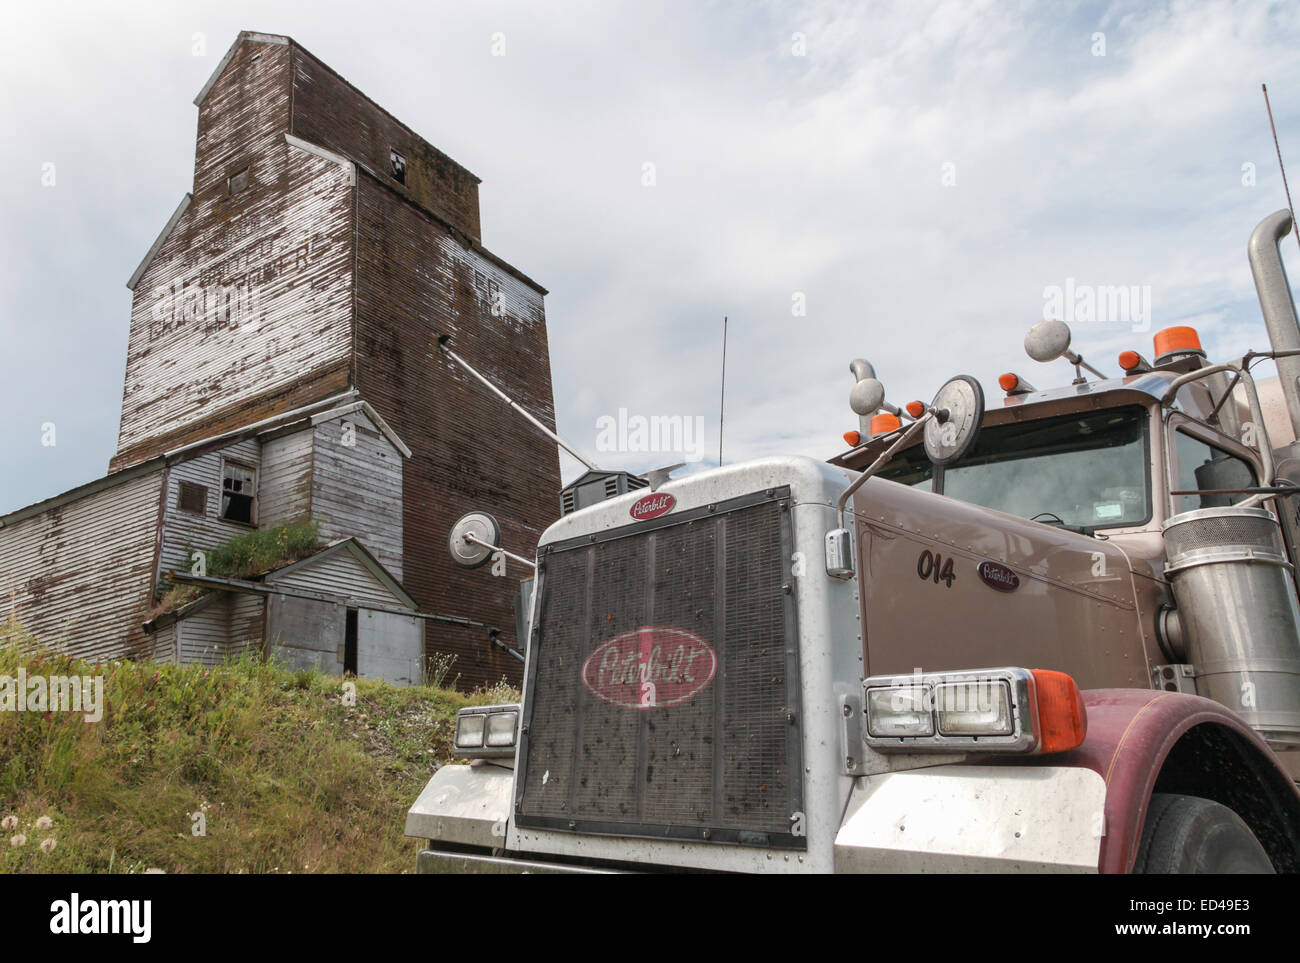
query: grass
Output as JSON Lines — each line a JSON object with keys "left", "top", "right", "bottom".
{"left": 152, "top": 520, "right": 325, "bottom": 616}
{"left": 0, "top": 618, "right": 519, "bottom": 874}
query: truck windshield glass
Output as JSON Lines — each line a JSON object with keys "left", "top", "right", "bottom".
{"left": 941, "top": 407, "right": 1149, "bottom": 529}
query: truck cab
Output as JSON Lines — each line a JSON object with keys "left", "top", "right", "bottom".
{"left": 406, "top": 211, "right": 1300, "bottom": 873}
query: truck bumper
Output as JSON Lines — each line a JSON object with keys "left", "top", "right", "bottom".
{"left": 416, "top": 849, "right": 621, "bottom": 874}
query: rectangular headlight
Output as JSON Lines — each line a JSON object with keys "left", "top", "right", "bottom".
{"left": 452, "top": 704, "right": 521, "bottom": 759}
{"left": 454, "top": 712, "right": 485, "bottom": 749}
{"left": 865, "top": 685, "right": 933, "bottom": 737}
{"left": 863, "top": 668, "right": 1041, "bottom": 753}
{"left": 935, "top": 680, "right": 1013, "bottom": 735}
{"left": 485, "top": 709, "right": 518, "bottom": 747}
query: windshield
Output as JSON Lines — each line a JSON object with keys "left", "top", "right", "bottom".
{"left": 879, "top": 406, "right": 1151, "bottom": 529}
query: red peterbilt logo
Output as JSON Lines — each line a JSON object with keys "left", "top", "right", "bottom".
{"left": 581, "top": 626, "right": 717, "bottom": 709}
{"left": 630, "top": 492, "right": 675, "bottom": 520}
{"left": 978, "top": 560, "right": 1020, "bottom": 592}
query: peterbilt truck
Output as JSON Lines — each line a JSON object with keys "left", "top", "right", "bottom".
{"left": 406, "top": 210, "right": 1300, "bottom": 873}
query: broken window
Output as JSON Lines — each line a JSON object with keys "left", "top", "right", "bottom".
{"left": 228, "top": 167, "right": 250, "bottom": 195}
{"left": 390, "top": 150, "right": 406, "bottom": 185}
{"left": 177, "top": 481, "right": 208, "bottom": 515}
{"left": 220, "top": 461, "right": 256, "bottom": 524}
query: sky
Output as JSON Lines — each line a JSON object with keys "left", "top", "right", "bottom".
{"left": 3, "top": 0, "right": 1300, "bottom": 513}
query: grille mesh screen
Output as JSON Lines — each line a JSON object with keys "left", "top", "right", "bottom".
{"left": 516, "top": 492, "right": 803, "bottom": 847}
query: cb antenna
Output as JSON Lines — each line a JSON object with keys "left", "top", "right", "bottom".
{"left": 1263, "top": 83, "right": 1300, "bottom": 259}
{"left": 434, "top": 333, "right": 602, "bottom": 472}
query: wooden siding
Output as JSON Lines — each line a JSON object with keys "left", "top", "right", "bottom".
{"left": 258, "top": 426, "right": 314, "bottom": 527}
{"left": 0, "top": 472, "right": 163, "bottom": 663}
{"left": 177, "top": 596, "right": 232, "bottom": 666}
{"left": 174, "top": 591, "right": 265, "bottom": 666}
{"left": 267, "top": 549, "right": 408, "bottom": 609}
{"left": 290, "top": 44, "right": 481, "bottom": 242}
{"left": 112, "top": 37, "right": 354, "bottom": 470}
{"left": 353, "top": 173, "right": 560, "bottom": 687}
{"left": 229, "top": 592, "right": 265, "bottom": 656}
{"left": 157, "top": 438, "right": 262, "bottom": 579}
{"left": 311, "top": 413, "right": 404, "bottom": 579}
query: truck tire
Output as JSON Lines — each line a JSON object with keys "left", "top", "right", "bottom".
{"left": 1134, "top": 793, "right": 1274, "bottom": 874}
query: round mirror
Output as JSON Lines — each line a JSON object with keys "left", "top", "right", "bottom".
{"left": 448, "top": 511, "right": 501, "bottom": 568}
{"left": 1024, "top": 319, "right": 1072, "bottom": 363}
{"left": 924, "top": 375, "right": 984, "bottom": 467}
{"left": 849, "top": 377, "right": 886, "bottom": 416}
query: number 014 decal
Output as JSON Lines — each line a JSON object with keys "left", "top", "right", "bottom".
{"left": 916, "top": 549, "right": 955, "bottom": 587}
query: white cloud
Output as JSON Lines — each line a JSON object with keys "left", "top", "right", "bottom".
{"left": 3, "top": 0, "right": 1300, "bottom": 510}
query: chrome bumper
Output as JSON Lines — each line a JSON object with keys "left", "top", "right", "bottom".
{"left": 416, "top": 849, "right": 622, "bottom": 874}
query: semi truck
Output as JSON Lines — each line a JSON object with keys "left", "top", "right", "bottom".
{"left": 405, "top": 209, "right": 1300, "bottom": 873}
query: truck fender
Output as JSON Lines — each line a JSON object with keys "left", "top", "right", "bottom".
{"left": 1030, "top": 689, "right": 1300, "bottom": 873}
{"left": 404, "top": 761, "right": 514, "bottom": 849}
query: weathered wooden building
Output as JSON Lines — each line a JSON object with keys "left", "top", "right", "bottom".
{"left": 0, "top": 31, "right": 560, "bottom": 686}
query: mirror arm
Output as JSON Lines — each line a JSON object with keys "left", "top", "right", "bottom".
{"left": 835, "top": 414, "right": 932, "bottom": 528}
{"left": 463, "top": 531, "right": 538, "bottom": 570}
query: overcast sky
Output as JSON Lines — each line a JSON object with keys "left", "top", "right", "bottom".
{"left": 3, "top": 0, "right": 1300, "bottom": 513}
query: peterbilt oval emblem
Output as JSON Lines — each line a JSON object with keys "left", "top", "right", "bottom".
{"left": 978, "top": 560, "right": 1020, "bottom": 592}
{"left": 630, "top": 492, "right": 675, "bottom": 521}
{"left": 581, "top": 626, "right": 717, "bottom": 709}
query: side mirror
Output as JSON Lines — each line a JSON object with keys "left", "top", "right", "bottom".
{"left": 923, "top": 375, "right": 984, "bottom": 467}
{"left": 448, "top": 511, "right": 501, "bottom": 569}
{"left": 1024, "top": 319, "right": 1073, "bottom": 363}
{"left": 850, "top": 377, "right": 886, "bottom": 416}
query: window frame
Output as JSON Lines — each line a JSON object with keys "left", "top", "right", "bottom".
{"left": 176, "top": 480, "right": 209, "bottom": 516}
{"left": 1164, "top": 412, "right": 1264, "bottom": 518}
{"left": 219, "top": 458, "right": 258, "bottom": 527}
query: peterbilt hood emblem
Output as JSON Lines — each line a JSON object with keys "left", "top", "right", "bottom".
{"left": 978, "top": 560, "right": 1020, "bottom": 592}
{"left": 630, "top": 492, "right": 675, "bottom": 520}
{"left": 581, "top": 626, "right": 717, "bottom": 709}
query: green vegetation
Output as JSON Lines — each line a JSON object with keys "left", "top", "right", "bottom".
{"left": 154, "top": 520, "right": 324, "bottom": 615}
{"left": 0, "top": 618, "right": 519, "bottom": 874}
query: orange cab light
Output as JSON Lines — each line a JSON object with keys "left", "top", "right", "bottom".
{"left": 1030, "top": 669, "right": 1087, "bottom": 754}
{"left": 1118, "top": 350, "right": 1141, "bottom": 371}
{"left": 905, "top": 400, "right": 925, "bottom": 418}
{"left": 869, "top": 412, "right": 901, "bottom": 435}
{"left": 843, "top": 430, "right": 862, "bottom": 446}
{"left": 1153, "top": 325, "right": 1203, "bottom": 360}
{"left": 998, "top": 372, "right": 1020, "bottom": 392}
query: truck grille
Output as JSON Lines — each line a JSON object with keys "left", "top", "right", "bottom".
{"left": 515, "top": 487, "right": 804, "bottom": 848}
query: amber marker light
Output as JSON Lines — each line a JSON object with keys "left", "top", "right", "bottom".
{"left": 869, "top": 412, "right": 901, "bottom": 435}
{"left": 843, "top": 430, "right": 862, "bottom": 446}
{"left": 1030, "top": 669, "right": 1088, "bottom": 753}
{"left": 905, "top": 400, "right": 925, "bottom": 418}
{"left": 1118, "top": 350, "right": 1141, "bottom": 371}
{"left": 998, "top": 373, "right": 1020, "bottom": 392}
{"left": 1153, "top": 325, "right": 1204, "bottom": 360}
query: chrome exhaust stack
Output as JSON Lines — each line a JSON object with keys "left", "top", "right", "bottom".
{"left": 1249, "top": 210, "right": 1300, "bottom": 437}
{"left": 1163, "top": 506, "right": 1300, "bottom": 747}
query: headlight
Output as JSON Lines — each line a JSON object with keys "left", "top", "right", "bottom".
{"left": 452, "top": 704, "right": 520, "bottom": 759}
{"left": 485, "top": 709, "right": 518, "bottom": 747}
{"left": 865, "top": 685, "right": 933, "bottom": 737}
{"left": 862, "top": 667, "right": 1085, "bottom": 754}
{"left": 454, "top": 712, "right": 485, "bottom": 749}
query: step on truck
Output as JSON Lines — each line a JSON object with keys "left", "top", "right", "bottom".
{"left": 405, "top": 210, "right": 1300, "bottom": 873}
